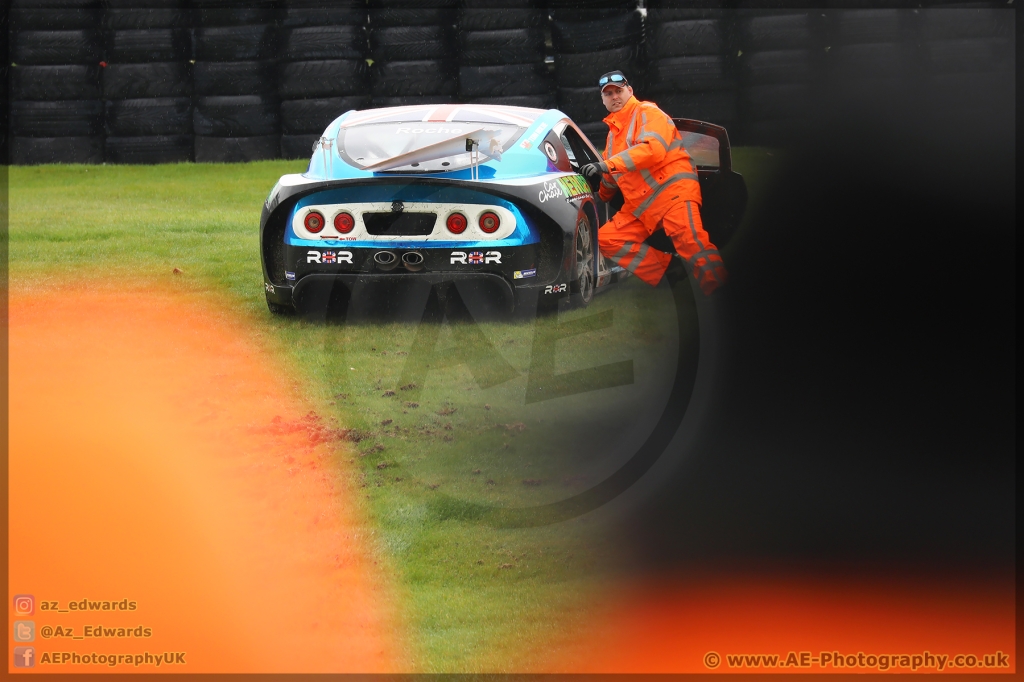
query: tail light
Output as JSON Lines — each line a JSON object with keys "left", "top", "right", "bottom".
{"left": 304, "top": 210, "right": 325, "bottom": 233}
{"left": 334, "top": 211, "right": 355, "bottom": 233}
{"left": 446, "top": 212, "right": 467, "bottom": 234}
{"left": 478, "top": 211, "right": 500, "bottom": 233}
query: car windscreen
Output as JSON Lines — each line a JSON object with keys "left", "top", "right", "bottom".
{"left": 336, "top": 122, "right": 525, "bottom": 172}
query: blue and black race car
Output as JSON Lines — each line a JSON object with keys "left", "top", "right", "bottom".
{"left": 260, "top": 104, "right": 745, "bottom": 317}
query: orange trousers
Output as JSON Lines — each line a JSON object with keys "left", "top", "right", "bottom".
{"left": 598, "top": 200, "right": 727, "bottom": 295}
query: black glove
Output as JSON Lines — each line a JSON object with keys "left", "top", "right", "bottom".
{"left": 579, "top": 161, "right": 606, "bottom": 179}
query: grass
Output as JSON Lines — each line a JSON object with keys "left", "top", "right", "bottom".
{"left": 7, "top": 151, "right": 771, "bottom": 670}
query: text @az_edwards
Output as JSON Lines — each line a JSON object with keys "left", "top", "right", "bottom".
{"left": 33, "top": 651, "right": 185, "bottom": 668}
{"left": 704, "top": 650, "right": 1011, "bottom": 671}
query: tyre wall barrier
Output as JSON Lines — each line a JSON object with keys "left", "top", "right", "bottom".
{"left": 553, "top": 1, "right": 642, "bottom": 143}
{"left": 278, "top": 0, "right": 368, "bottom": 159}
{"left": 643, "top": 0, "right": 736, "bottom": 137}
{"left": 735, "top": 7, "right": 821, "bottom": 146}
{"left": 192, "top": 1, "right": 280, "bottom": 162}
{"left": 369, "top": 2, "right": 456, "bottom": 111}
{"left": 458, "top": 0, "right": 552, "bottom": 111}
{"left": 98, "top": 1, "right": 194, "bottom": 164}
{"left": 9, "top": 0, "right": 104, "bottom": 164}
{"left": 6, "top": 0, "right": 1013, "bottom": 164}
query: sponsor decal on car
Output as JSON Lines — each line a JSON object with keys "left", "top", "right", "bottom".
{"left": 306, "top": 250, "right": 353, "bottom": 264}
{"left": 285, "top": 271, "right": 296, "bottom": 280}
{"left": 543, "top": 141, "right": 559, "bottom": 162}
{"left": 544, "top": 283, "right": 568, "bottom": 294}
{"left": 519, "top": 122, "right": 550, "bottom": 150}
{"left": 558, "top": 175, "right": 592, "bottom": 203}
{"left": 265, "top": 282, "right": 275, "bottom": 294}
{"left": 513, "top": 268, "right": 537, "bottom": 279}
{"left": 451, "top": 250, "right": 501, "bottom": 264}
{"left": 538, "top": 180, "right": 564, "bottom": 203}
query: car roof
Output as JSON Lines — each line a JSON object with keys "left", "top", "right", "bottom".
{"left": 336, "top": 103, "right": 546, "bottom": 129}
{"left": 306, "top": 105, "right": 575, "bottom": 181}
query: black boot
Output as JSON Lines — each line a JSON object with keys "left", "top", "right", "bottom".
{"left": 662, "top": 255, "right": 689, "bottom": 288}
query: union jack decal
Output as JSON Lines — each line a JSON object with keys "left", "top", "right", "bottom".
{"left": 468, "top": 251, "right": 484, "bottom": 264}
{"left": 321, "top": 251, "right": 337, "bottom": 263}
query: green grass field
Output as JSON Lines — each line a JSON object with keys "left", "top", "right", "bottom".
{"left": 8, "top": 151, "right": 772, "bottom": 670}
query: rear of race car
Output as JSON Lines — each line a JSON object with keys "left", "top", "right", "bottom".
{"left": 260, "top": 105, "right": 602, "bottom": 317}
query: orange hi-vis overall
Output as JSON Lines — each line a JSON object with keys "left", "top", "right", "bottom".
{"left": 597, "top": 95, "right": 727, "bottom": 294}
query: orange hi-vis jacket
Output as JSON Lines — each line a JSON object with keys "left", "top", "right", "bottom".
{"left": 598, "top": 96, "right": 701, "bottom": 228}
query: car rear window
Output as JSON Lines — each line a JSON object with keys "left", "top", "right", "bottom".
{"left": 336, "top": 122, "right": 525, "bottom": 173}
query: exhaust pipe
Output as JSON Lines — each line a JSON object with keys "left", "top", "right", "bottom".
{"left": 402, "top": 251, "right": 425, "bottom": 272}
{"left": 373, "top": 250, "right": 397, "bottom": 270}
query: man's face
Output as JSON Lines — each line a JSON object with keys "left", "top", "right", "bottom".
{"left": 601, "top": 84, "right": 632, "bottom": 113}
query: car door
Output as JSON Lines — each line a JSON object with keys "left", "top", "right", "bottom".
{"left": 640, "top": 119, "right": 748, "bottom": 254}
{"left": 561, "top": 124, "right": 618, "bottom": 223}
{"left": 671, "top": 118, "right": 748, "bottom": 249}
{"left": 556, "top": 122, "right": 624, "bottom": 286}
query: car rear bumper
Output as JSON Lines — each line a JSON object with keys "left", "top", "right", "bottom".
{"left": 270, "top": 271, "right": 542, "bottom": 318}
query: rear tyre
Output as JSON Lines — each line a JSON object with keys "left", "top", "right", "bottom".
{"left": 571, "top": 214, "right": 596, "bottom": 308}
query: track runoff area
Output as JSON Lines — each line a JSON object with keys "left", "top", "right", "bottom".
{"left": 7, "top": 158, "right": 1014, "bottom": 673}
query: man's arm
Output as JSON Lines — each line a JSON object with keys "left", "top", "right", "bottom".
{"left": 604, "top": 106, "right": 677, "bottom": 173}
{"left": 580, "top": 155, "right": 616, "bottom": 198}
{"left": 582, "top": 147, "right": 619, "bottom": 200}
{"left": 597, "top": 171, "right": 618, "bottom": 202}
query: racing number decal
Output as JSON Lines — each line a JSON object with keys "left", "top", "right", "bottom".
{"left": 544, "top": 283, "right": 567, "bottom": 294}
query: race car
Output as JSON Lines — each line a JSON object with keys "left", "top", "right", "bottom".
{"left": 260, "top": 104, "right": 746, "bottom": 317}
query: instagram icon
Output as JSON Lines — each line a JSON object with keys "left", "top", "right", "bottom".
{"left": 13, "top": 595, "right": 35, "bottom": 616}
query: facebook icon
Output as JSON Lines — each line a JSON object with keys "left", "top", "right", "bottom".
{"left": 14, "top": 647, "right": 35, "bottom": 668}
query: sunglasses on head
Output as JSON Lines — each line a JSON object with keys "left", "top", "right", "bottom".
{"left": 599, "top": 74, "right": 627, "bottom": 86}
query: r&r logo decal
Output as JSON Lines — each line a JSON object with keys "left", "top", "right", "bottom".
{"left": 307, "top": 250, "right": 353, "bottom": 264}
{"left": 451, "top": 250, "right": 501, "bottom": 264}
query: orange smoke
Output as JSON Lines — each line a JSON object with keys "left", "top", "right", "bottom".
{"left": 8, "top": 287, "right": 403, "bottom": 673}
{"left": 538, "top": 568, "right": 1015, "bottom": 673}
